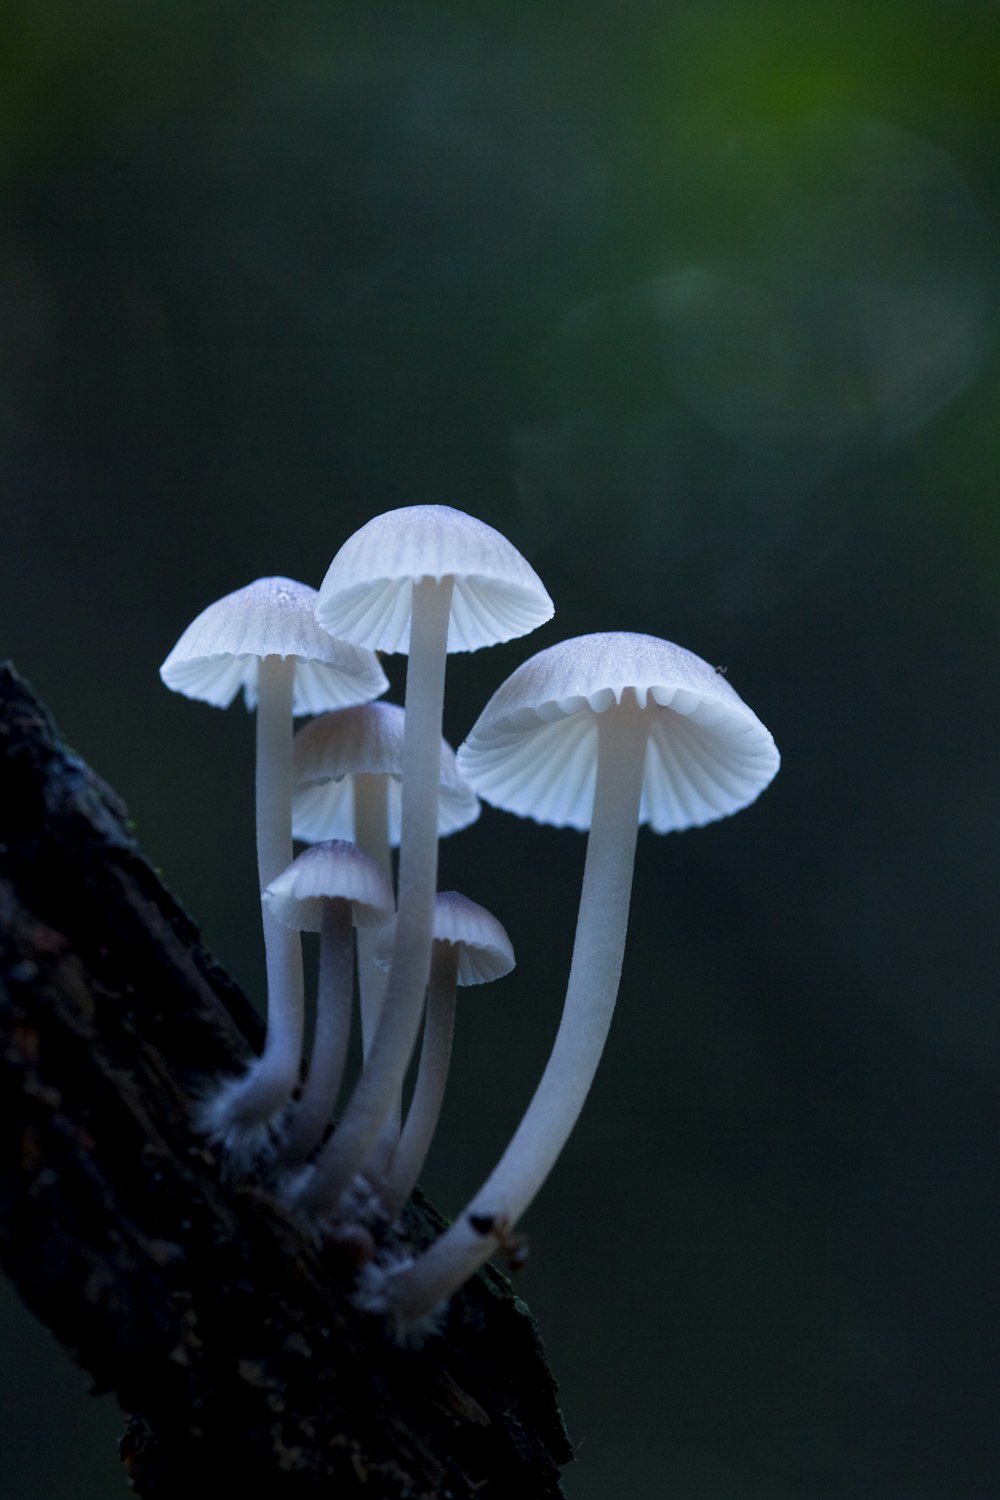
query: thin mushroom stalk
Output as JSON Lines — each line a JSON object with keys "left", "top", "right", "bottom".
{"left": 281, "top": 899, "right": 354, "bottom": 1162}
{"left": 375, "top": 891, "right": 514, "bottom": 1220}
{"left": 351, "top": 771, "right": 398, "bottom": 1180}
{"left": 383, "top": 696, "right": 650, "bottom": 1322}
{"left": 300, "top": 576, "right": 455, "bottom": 1213}
{"left": 346, "top": 770, "right": 399, "bottom": 1178}
{"left": 251, "top": 654, "right": 304, "bottom": 1103}
{"left": 379, "top": 942, "right": 460, "bottom": 1220}
{"left": 351, "top": 771, "right": 393, "bottom": 1061}
{"left": 203, "top": 653, "right": 304, "bottom": 1143}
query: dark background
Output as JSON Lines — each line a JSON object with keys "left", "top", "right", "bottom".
{"left": 1, "top": 2, "right": 997, "bottom": 1496}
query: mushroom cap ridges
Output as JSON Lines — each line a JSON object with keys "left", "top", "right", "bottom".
{"left": 159, "top": 577, "right": 388, "bottom": 714}
{"left": 457, "top": 631, "right": 780, "bottom": 833}
{"left": 315, "top": 506, "right": 554, "bottom": 653}
{"left": 291, "top": 702, "right": 480, "bottom": 845}
{"left": 375, "top": 890, "right": 515, "bottom": 986}
{"left": 263, "top": 840, "right": 394, "bottom": 932}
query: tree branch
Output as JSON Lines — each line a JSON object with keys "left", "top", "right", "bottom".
{"left": 0, "top": 662, "right": 572, "bottom": 1498}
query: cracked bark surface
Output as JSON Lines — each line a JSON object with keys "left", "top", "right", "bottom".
{"left": 0, "top": 661, "right": 572, "bottom": 1498}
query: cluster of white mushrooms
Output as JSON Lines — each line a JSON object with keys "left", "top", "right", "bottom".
{"left": 160, "top": 505, "right": 780, "bottom": 1332}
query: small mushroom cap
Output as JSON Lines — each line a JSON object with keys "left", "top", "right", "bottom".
{"left": 457, "top": 631, "right": 780, "bottom": 833}
{"left": 159, "top": 577, "right": 389, "bottom": 714}
{"left": 291, "top": 702, "right": 480, "bottom": 845}
{"left": 375, "top": 890, "right": 515, "bottom": 986}
{"left": 315, "top": 505, "right": 554, "bottom": 653}
{"left": 263, "top": 840, "right": 395, "bottom": 932}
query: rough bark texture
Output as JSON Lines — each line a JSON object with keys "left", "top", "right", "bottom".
{"left": 0, "top": 662, "right": 572, "bottom": 1498}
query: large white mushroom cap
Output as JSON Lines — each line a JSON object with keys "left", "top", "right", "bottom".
{"left": 376, "top": 890, "right": 515, "bottom": 986}
{"left": 292, "top": 702, "right": 480, "bottom": 845}
{"left": 457, "top": 631, "right": 780, "bottom": 832}
{"left": 314, "top": 505, "right": 554, "bottom": 653}
{"left": 159, "top": 577, "right": 389, "bottom": 715}
{"left": 263, "top": 840, "right": 394, "bottom": 932}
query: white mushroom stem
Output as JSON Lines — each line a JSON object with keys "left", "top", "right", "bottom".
{"left": 282, "top": 900, "right": 355, "bottom": 1161}
{"left": 212, "top": 653, "right": 304, "bottom": 1132}
{"left": 352, "top": 772, "right": 397, "bottom": 1173}
{"left": 379, "top": 942, "right": 461, "bottom": 1219}
{"left": 352, "top": 772, "right": 393, "bottom": 1059}
{"left": 302, "top": 577, "right": 455, "bottom": 1212}
{"left": 385, "top": 693, "right": 650, "bottom": 1323}
{"left": 254, "top": 654, "right": 305, "bottom": 1099}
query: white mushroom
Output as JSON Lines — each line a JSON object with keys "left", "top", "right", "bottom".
{"left": 293, "top": 702, "right": 481, "bottom": 860}
{"left": 159, "top": 577, "right": 388, "bottom": 1152}
{"left": 263, "top": 841, "right": 394, "bottom": 1162}
{"left": 292, "top": 701, "right": 480, "bottom": 1060}
{"left": 302, "top": 507, "right": 552, "bottom": 1213}
{"left": 372, "top": 891, "right": 514, "bottom": 1220}
{"left": 383, "top": 630, "right": 779, "bottom": 1323}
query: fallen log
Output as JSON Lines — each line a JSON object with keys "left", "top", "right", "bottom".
{"left": 0, "top": 661, "right": 571, "bottom": 1498}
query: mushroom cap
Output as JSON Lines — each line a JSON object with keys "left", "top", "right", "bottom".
{"left": 456, "top": 631, "right": 780, "bottom": 833}
{"left": 159, "top": 577, "right": 389, "bottom": 715}
{"left": 263, "top": 840, "right": 395, "bottom": 932}
{"left": 375, "top": 890, "right": 515, "bottom": 986}
{"left": 314, "top": 505, "right": 554, "bottom": 653}
{"left": 291, "top": 702, "right": 480, "bottom": 845}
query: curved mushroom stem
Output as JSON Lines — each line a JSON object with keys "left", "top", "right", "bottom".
{"left": 301, "top": 577, "right": 454, "bottom": 1214}
{"left": 282, "top": 899, "right": 355, "bottom": 1162}
{"left": 351, "top": 772, "right": 398, "bottom": 1177}
{"left": 200, "top": 653, "right": 304, "bottom": 1144}
{"left": 352, "top": 772, "right": 393, "bottom": 1061}
{"left": 256, "top": 653, "right": 305, "bottom": 1082}
{"left": 384, "top": 693, "right": 650, "bottom": 1323}
{"left": 379, "top": 942, "right": 460, "bottom": 1219}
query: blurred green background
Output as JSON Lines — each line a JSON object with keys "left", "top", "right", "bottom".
{"left": 1, "top": 1, "right": 997, "bottom": 1496}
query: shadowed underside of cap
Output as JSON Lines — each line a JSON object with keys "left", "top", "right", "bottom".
{"left": 159, "top": 577, "right": 389, "bottom": 714}
{"left": 315, "top": 506, "right": 554, "bottom": 653}
{"left": 457, "top": 632, "right": 780, "bottom": 832}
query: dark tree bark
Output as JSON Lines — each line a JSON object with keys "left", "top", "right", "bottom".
{"left": 0, "top": 662, "right": 572, "bottom": 1498}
